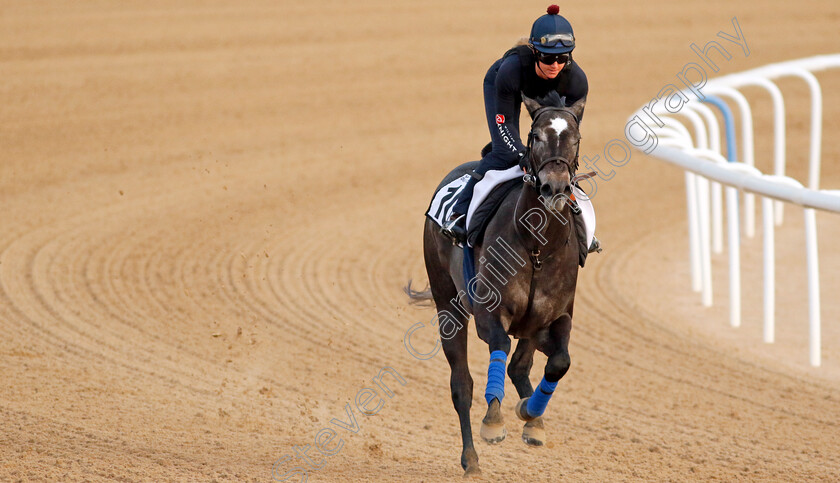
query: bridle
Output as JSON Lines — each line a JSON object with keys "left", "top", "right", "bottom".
{"left": 522, "top": 107, "right": 581, "bottom": 189}
{"left": 516, "top": 106, "right": 592, "bottom": 273}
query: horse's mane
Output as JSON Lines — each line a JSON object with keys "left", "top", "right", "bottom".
{"left": 533, "top": 91, "right": 566, "bottom": 109}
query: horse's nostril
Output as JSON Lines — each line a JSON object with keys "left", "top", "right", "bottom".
{"left": 540, "top": 184, "right": 554, "bottom": 198}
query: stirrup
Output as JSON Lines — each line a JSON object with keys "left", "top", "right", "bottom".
{"left": 441, "top": 214, "right": 466, "bottom": 246}
{"left": 588, "top": 236, "right": 603, "bottom": 254}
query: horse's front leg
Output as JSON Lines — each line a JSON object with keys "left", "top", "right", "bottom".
{"left": 515, "top": 315, "right": 571, "bottom": 423}
{"left": 473, "top": 309, "right": 512, "bottom": 445}
{"left": 508, "top": 338, "right": 546, "bottom": 445}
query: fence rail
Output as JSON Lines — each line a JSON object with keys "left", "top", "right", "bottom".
{"left": 629, "top": 54, "right": 840, "bottom": 367}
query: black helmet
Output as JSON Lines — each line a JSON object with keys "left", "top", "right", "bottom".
{"left": 529, "top": 5, "right": 575, "bottom": 54}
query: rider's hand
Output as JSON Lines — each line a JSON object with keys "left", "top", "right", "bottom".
{"left": 517, "top": 149, "right": 529, "bottom": 169}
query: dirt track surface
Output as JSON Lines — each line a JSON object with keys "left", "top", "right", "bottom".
{"left": 2, "top": 1, "right": 840, "bottom": 481}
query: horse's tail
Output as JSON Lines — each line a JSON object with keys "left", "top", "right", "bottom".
{"left": 404, "top": 280, "right": 434, "bottom": 306}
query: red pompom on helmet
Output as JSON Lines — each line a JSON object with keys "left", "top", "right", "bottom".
{"left": 547, "top": 4, "right": 560, "bottom": 15}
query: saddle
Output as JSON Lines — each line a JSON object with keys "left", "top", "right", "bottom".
{"left": 466, "top": 176, "right": 521, "bottom": 247}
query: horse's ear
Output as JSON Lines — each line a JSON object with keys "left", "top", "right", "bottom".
{"left": 522, "top": 94, "right": 542, "bottom": 118}
{"left": 569, "top": 97, "right": 586, "bottom": 122}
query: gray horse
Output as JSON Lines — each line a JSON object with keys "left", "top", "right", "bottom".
{"left": 407, "top": 94, "right": 586, "bottom": 476}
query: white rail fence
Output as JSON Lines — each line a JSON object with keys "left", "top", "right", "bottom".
{"left": 628, "top": 54, "right": 840, "bottom": 367}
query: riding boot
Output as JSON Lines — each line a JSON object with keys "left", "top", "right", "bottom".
{"left": 441, "top": 213, "right": 467, "bottom": 246}
{"left": 588, "top": 236, "right": 602, "bottom": 254}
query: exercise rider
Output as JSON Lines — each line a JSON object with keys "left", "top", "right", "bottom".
{"left": 442, "top": 5, "right": 600, "bottom": 254}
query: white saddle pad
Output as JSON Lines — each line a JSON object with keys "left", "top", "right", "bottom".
{"left": 573, "top": 186, "right": 596, "bottom": 249}
{"left": 465, "top": 166, "right": 524, "bottom": 229}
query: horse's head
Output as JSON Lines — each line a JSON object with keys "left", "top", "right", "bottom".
{"left": 522, "top": 92, "right": 585, "bottom": 213}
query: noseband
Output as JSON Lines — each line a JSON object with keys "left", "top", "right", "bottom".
{"left": 523, "top": 107, "right": 580, "bottom": 188}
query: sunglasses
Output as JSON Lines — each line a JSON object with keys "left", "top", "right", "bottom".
{"left": 537, "top": 52, "right": 570, "bottom": 65}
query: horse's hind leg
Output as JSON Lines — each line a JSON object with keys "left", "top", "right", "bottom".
{"left": 438, "top": 300, "right": 480, "bottom": 475}
{"left": 508, "top": 339, "right": 546, "bottom": 446}
{"left": 425, "top": 255, "right": 480, "bottom": 475}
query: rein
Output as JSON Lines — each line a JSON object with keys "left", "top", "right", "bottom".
{"left": 516, "top": 106, "right": 583, "bottom": 315}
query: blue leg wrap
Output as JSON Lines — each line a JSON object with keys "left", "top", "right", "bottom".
{"left": 484, "top": 350, "right": 507, "bottom": 405}
{"left": 525, "top": 377, "right": 558, "bottom": 418}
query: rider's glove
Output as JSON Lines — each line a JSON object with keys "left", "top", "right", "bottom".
{"left": 517, "top": 149, "right": 529, "bottom": 169}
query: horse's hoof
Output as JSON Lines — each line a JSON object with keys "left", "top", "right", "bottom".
{"left": 461, "top": 448, "right": 479, "bottom": 476}
{"left": 463, "top": 465, "right": 482, "bottom": 477}
{"left": 515, "top": 398, "right": 535, "bottom": 421}
{"left": 522, "top": 419, "right": 546, "bottom": 446}
{"left": 480, "top": 421, "right": 507, "bottom": 444}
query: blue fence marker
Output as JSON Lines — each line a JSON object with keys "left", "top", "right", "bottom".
{"left": 701, "top": 95, "right": 737, "bottom": 162}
